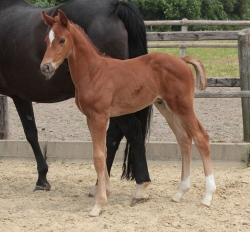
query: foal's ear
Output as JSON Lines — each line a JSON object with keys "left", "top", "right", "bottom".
{"left": 58, "top": 9, "right": 69, "bottom": 27}
{"left": 41, "top": 11, "right": 55, "bottom": 26}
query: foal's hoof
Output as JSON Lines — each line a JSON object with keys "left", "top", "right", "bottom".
{"left": 201, "top": 203, "right": 210, "bottom": 208}
{"left": 34, "top": 184, "right": 51, "bottom": 191}
{"left": 130, "top": 197, "right": 149, "bottom": 207}
{"left": 171, "top": 197, "right": 181, "bottom": 203}
{"left": 201, "top": 199, "right": 211, "bottom": 208}
{"left": 89, "top": 205, "right": 103, "bottom": 217}
{"left": 201, "top": 193, "right": 214, "bottom": 207}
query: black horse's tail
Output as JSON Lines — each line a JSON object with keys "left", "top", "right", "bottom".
{"left": 114, "top": 1, "right": 153, "bottom": 180}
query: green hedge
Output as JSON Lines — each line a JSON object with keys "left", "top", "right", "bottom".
{"left": 27, "top": 0, "right": 250, "bottom": 31}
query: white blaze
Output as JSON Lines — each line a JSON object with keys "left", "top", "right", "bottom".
{"left": 49, "top": 29, "right": 55, "bottom": 47}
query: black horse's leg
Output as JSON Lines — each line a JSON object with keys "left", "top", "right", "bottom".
{"left": 12, "top": 96, "right": 50, "bottom": 191}
{"left": 112, "top": 115, "right": 151, "bottom": 205}
{"left": 114, "top": 115, "right": 151, "bottom": 182}
{"left": 106, "top": 118, "right": 124, "bottom": 175}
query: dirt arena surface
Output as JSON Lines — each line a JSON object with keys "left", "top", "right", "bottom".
{"left": 2, "top": 86, "right": 250, "bottom": 231}
{"left": 0, "top": 160, "right": 249, "bottom": 232}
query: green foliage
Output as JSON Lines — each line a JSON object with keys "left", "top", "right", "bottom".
{"left": 129, "top": 0, "right": 166, "bottom": 20}
{"left": 27, "top": 0, "right": 250, "bottom": 31}
{"left": 27, "top": 0, "right": 68, "bottom": 7}
{"left": 164, "top": 0, "right": 202, "bottom": 20}
{"left": 129, "top": 0, "right": 250, "bottom": 31}
{"left": 33, "top": 0, "right": 56, "bottom": 7}
{"left": 55, "top": 0, "right": 68, "bottom": 4}
{"left": 164, "top": 0, "right": 202, "bottom": 31}
{"left": 201, "top": 0, "right": 227, "bottom": 20}
{"left": 27, "top": 0, "right": 250, "bottom": 21}
{"left": 129, "top": 0, "right": 169, "bottom": 31}
{"left": 219, "top": 0, "right": 237, "bottom": 19}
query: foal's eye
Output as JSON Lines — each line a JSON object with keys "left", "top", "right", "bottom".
{"left": 59, "top": 38, "right": 65, "bottom": 44}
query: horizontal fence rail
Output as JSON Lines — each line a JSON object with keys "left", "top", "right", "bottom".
{"left": 147, "top": 42, "right": 237, "bottom": 48}
{"left": 206, "top": 78, "right": 240, "bottom": 87}
{"left": 145, "top": 19, "right": 250, "bottom": 49}
{"left": 144, "top": 20, "right": 250, "bottom": 27}
{"left": 147, "top": 31, "right": 239, "bottom": 41}
{"left": 195, "top": 90, "right": 250, "bottom": 98}
{"left": 196, "top": 77, "right": 249, "bottom": 98}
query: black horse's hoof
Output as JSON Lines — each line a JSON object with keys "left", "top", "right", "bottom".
{"left": 130, "top": 197, "right": 149, "bottom": 207}
{"left": 88, "top": 193, "right": 95, "bottom": 197}
{"left": 34, "top": 184, "right": 51, "bottom": 191}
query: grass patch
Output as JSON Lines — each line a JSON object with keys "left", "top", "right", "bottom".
{"left": 148, "top": 46, "right": 239, "bottom": 78}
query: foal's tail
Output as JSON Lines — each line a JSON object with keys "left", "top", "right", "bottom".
{"left": 114, "top": 1, "right": 152, "bottom": 181}
{"left": 182, "top": 56, "right": 207, "bottom": 91}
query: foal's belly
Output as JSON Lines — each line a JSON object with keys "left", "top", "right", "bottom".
{"left": 109, "top": 94, "right": 158, "bottom": 117}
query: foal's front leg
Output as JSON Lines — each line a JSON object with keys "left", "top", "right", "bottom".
{"left": 87, "top": 116, "right": 111, "bottom": 217}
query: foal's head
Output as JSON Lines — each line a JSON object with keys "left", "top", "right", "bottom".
{"left": 40, "top": 10, "right": 72, "bottom": 78}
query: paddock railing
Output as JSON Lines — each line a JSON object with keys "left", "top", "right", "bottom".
{"left": 144, "top": 19, "right": 250, "bottom": 141}
{"left": 145, "top": 19, "right": 250, "bottom": 48}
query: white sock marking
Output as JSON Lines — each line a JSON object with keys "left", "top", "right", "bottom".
{"left": 172, "top": 176, "right": 190, "bottom": 202}
{"left": 202, "top": 174, "right": 216, "bottom": 206}
{"left": 179, "top": 176, "right": 190, "bottom": 191}
{"left": 206, "top": 174, "right": 216, "bottom": 193}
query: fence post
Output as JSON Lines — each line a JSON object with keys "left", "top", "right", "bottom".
{"left": 0, "top": 96, "right": 9, "bottom": 139}
{"left": 238, "top": 28, "right": 250, "bottom": 142}
{"left": 180, "top": 18, "right": 188, "bottom": 57}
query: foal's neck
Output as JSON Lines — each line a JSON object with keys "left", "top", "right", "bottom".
{"left": 70, "top": 24, "right": 101, "bottom": 61}
{"left": 67, "top": 24, "right": 103, "bottom": 85}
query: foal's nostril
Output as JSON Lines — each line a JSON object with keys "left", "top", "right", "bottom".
{"left": 44, "top": 64, "right": 50, "bottom": 73}
{"left": 41, "top": 63, "right": 55, "bottom": 76}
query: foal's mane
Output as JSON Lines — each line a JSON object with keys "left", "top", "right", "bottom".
{"left": 72, "top": 22, "right": 107, "bottom": 58}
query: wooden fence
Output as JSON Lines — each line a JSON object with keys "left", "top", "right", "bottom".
{"left": 144, "top": 19, "right": 250, "bottom": 141}
{"left": 1, "top": 19, "right": 250, "bottom": 141}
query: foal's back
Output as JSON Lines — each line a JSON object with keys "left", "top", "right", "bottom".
{"left": 101, "top": 53, "right": 195, "bottom": 117}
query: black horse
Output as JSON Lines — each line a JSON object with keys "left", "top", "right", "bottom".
{"left": 0, "top": 0, "right": 152, "bottom": 200}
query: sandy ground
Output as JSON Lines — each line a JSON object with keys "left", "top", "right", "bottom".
{"left": 0, "top": 160, "right": 249, "bottom": 232}
{"left": 1, "top": 87, "right": 249, "bottom": 231}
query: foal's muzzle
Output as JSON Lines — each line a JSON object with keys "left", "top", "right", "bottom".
{"left": 40, "top": 62, "right": 55, "bottom": 77}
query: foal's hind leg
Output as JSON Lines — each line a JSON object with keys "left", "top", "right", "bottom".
{"left": 154, "top": 101, "right": 192, "bottom": 202}
{"left": 161, "top": 98, "right": 216, "bottom": 206}
{"left": 178, "top": 114, "right": 216, "bottom": 206}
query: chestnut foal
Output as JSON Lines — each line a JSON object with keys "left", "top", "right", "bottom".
{"left": 40, "top": 10, "right": 216, "bottom": 216}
